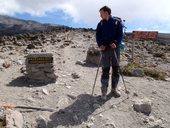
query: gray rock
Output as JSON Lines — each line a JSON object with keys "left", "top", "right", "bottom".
{"left": 75, "top": 61, "right": 84, "bottom": 65}
{"left": 20, "top": 67, "right": 26, "bottom": 73}
{"left": 93, "top": 103, "right": 101, "bottom": 109}
{"left": 133, "top": 98, "right": 152, "bottom": 115}
{"left": 131, "top": 68, "right": 145, "bottom": 77}
{"left": 133, "top": 92, "right": 138, "bottom": 97}
{"left": 14, "top": 41, "right": 23, "bottom": 46}
{"left": 36, "top": 115, "right": 47, "bottom": 128}
{"left": 2, "top": 60, "right": 11, "bottom": 68}
{"left": 57, "top": 96, "right": 70, "bottom": 109}
{"left": 71, "top": 72, "right": 80, "bottom": 79}
{"left": 86, "top": 122, "right": 94, "bottom": 128}
{"left": 27, "top": 44, "right": 36, "bottom": 49}
{"left": 86, "top": 46, "right": 101, "bottom": 65}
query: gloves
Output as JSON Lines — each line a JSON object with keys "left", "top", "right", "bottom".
{"left": 110, "top": 43, "right": 116, "bottom": 49}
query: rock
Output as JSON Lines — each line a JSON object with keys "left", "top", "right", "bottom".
{"left": 148, "top": 116, "right": 155, "bottom": 122}
{"left": 16, "top": 60, "right": 23, "bottom": 65}
{"left": 20, "top": 67, "right": 26, "bottom": 73}
{"left": 165, "top": 77, "right": 170, "bottom": 81}
{"left": 105, "top": 123, "right": 116, "bottom": 128}
{"left": 90, "top": 117, "right": 95, "bottom": 122}
{"left": 147, "top": 77, "right": 155, "bottom": 81}
{"left": 5, "top": 109, "right": 24, "bottom": 128}
{"left": 148, "top": 125, "right": 161, "bottom": 128}
{"left": 2, "top": 60, "right": 11, "bottom": 68}
{"left": 99, "top": 114, "right": 103, "bottom": 118}
{"left": 27, "top": 44, "right": 36, "bottom": 49}
{"left": 149, "top": 119, "right": 163, "bottom": 128}
{"left": 0, "top": 110, "right": 5, "bottom": 126}
{"left": 14, "top": 41, "right": 23, "bottom": 46}
{"left": 73, "top": 115, "right": 79, "bottom": 122}
{"left": 71, "top": 72, "right": 80, "bottom": 79}
{"left": 60, "top": 45, "right": 65, "bottom": 48}
{"left": 86, "top": 46, "right": 101, "bottom": 65}
{"left": 86, "top": 122, "right": 94, "bottom": 128}
{"left": 75, "top": 61, "right": 84, "bottom": 65}
{"left": 26, "top": 53, "right": 57, "bottom": 83}
{"left": 152, "top": 91, "right": 157, "bottom": 94}
{"left": 124, "top": 53, "right": 131, "bottom": 58}
{"left": 36, "top": 115, "right": 47, "bottom": 128}
{"left": 93, "top": 103, "right": 101, "bottom": 109}
{"left": 133, "top": 98, "right": 152, "bottom": 115}
{"left": 41, "top": 49, "right": 47, "bottom": 52}
{"left": 66, "top": 85, "right": 71, "bottom": 89}
{"left": 133, "top": 92, "right": 138, "bottom": 97}
{"left": 57, "top": 96, "right": 70, "bottom": 109}
{"left": 131, "top": 68, "right": 145, "bottom": 77}
{"left": 42, "top": 88, "right": 49, "bottom": 95}
{"left": 71, "top": 45, "right": 76, "bottom": 48}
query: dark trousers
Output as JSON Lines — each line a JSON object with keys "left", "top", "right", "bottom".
{"left": 101, "top": 47, "right": 120, "bottom": 90}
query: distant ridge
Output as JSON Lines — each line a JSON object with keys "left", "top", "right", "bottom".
{"left": 0, "top": 15, "right": 70, "bottom": 36}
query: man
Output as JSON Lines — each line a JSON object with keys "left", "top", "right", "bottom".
{"left": 96, "top": 6, "right": 123, "bottom": 100}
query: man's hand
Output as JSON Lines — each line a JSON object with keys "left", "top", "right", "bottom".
{"left": 110, "top": 43, "right": 116, "bottom": 49}
{"left": 99, "top": 45, "right": 106, "bottom": 51}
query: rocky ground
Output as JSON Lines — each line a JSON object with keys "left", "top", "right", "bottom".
{"left": 0, "top": 29, "right": 170, "bottom": 128}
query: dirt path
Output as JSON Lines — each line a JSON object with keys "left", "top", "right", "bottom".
{"left": 0, "top": 30, "right": 170, "bottom": 128}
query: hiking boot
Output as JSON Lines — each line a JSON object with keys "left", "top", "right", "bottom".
{"left": 101, "top": 94, "right": 107, "bottom": 100}
{"left": 110, "top": 89, "right": 121, "bottom": 98}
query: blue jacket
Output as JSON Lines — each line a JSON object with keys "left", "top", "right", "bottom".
{"left": 96, "top": 16, "right": 123, "bottom": 47}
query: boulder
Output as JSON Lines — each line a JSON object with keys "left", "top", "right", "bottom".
{"left": 86, "top": 46, "right": 101, "bottom": 65}
{"left": 5, "top": 109, "right": 23, "bottom": 128}
{"left": 131, "top": 68, "right": 145, "bottom": 77}
{"left": 25, "top": 53, "right": 57, "bottom": 83}
{"left": 133, "top": 98, "right": 152, "bottom": 115}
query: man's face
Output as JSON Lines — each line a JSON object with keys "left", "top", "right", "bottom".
{"left": 100, "top": 10, "right": 109, "bottom": 20}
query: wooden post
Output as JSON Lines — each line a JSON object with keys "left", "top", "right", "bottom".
{"left": 132, "top": 40, "right": 134, "bottom": 63}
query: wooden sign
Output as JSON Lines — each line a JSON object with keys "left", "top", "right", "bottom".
{"left": 27, "top": 57, "right": 53, "bottom": 64}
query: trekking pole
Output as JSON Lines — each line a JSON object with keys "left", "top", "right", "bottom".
{"left": 91, "top": 54, "right": 102, "bottom": 96}
{"left": 0, "top": 105, "right": 55, "bottom": 112}
{"left": 113, "top": 49, "right": 129, "bottom": 98}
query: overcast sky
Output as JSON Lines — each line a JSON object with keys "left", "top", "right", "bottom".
{"left": 0, "top": 0, "right": 170, "bottom": 32}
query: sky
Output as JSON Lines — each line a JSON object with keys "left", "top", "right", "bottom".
{"left": 0, "top": 0, "right": 170, "bottom": 33}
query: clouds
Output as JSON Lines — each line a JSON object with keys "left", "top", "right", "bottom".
{"left": 0, "top": 0, "right": 170, "bottom": 32}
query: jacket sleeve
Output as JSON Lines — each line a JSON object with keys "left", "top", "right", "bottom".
{"left": 96, "top": 22, "right": 102, "bottom": 47}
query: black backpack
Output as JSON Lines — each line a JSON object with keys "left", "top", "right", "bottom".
{"left": 113, "top": 16, "right": 123, "bottom": 38}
